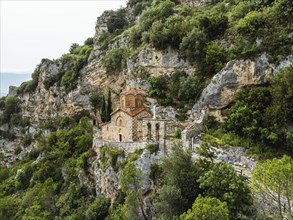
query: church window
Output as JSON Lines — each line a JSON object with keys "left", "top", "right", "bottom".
{"left": 116, "top": 117, "right": 124, "bottom": 126}
{"left": 147, "top": 123, "right": 151, "bottom": 140}
{"left": 156, "top": 123, "right": 160, "bottom": 141}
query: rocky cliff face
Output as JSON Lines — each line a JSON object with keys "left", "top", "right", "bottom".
{"left": 190, "top": 54, "right": 293, "bottom": 122}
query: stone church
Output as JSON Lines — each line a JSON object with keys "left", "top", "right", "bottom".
{"left": 101, "top": 88, "right": 171, "bottom": 145}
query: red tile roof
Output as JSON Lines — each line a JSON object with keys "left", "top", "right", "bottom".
{"left": 120, "top": 88, "right": 146, "bottom": 96}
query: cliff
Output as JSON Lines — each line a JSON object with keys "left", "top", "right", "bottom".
{"left": 0, "top": 0, "right": 292, "bottom": 219}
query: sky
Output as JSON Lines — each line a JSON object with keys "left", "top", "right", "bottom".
{"left": 0, "top": 0, "right": 127, "bottom": 74}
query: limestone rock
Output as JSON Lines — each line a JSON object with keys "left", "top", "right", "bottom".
{"left": 191, "top": 54, "right": 293, "bottom": 121}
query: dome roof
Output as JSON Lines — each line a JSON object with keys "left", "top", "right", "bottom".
{"left": 120, "top": 88, "right": 146, "bottom": 96}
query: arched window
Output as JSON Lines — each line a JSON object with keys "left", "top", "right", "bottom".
{"left": 156, "top": 123, "right": 160, "bottom": 141}
{"left": 116, "top": 117, "right": 124, "bottom": 126}
{"left": 119, "top": 128, "right": 122, "bottom": 142}
{"left": 147, "top": 123, "right": 151, "bottom": 140}
{"left": 126, "top": 95, "right": 135, "bottom": 107}
{"left": 135, "top": 95, "right": 143, "bottom": 107}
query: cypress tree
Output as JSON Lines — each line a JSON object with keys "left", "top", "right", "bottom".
{"left": 106, "top": 90, "right": 112, "bottom": 122}
{"left": 101, "top": 96, "right": 106, "bottom": 123}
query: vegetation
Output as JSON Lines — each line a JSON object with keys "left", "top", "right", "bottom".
{"left": 102, "top": 48, "right": 127, "bottom": 73}
{"left": 203, "top": 65, "right": 293, "bottom": 156}
{"left": 180, "top": 195, "right": 229, "bottom": 220}
{"left": 17, "top": 68, "right": 40, "bottom": 94}
{"left": 107, "top": 9, "right": 128, "bottom": 33}
{"left": 1, "top": 1, "right": 293, "bottom": 219}
{"left": 43, "top": 39, "right": 93, "bottom": 92}
{"left": 252, "top": 155, "right": 293, "bottom": 219}
{"left": 148, "top": 70, "right": 205, "bottom": 119}
{"left": 0, "top": 117, "right": 100, "bottom": 220}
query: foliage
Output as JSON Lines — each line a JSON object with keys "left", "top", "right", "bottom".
{"left": 154, "top": 143, "right": 203, "bottom": 218}
{"left": 99, "top": 90, "right": 112, "bottom": 123}
{"left": 127, "top": 0, "right": 152, "bottom": 16}
{"left": 119, "top": 162, "right": 149, "bottom": 220}
{"left": 146, "top": 143, "right": 159, "bottom": 154}
{"left": 107, "top": 9, "right": 128, "bottom": 33}
{"left": 196, "top": 142, "right": 216, "bottom": 164}
{"left": 155, "top": 185, "right": 188, "bottom": 219}
{"left": 180, "top": 195, "right": 229, "bottom": 220}
{"left": 174, "top": 129, "right": 182, "bottom": 139}
{"left": 0, "top": 96, "right": 21, "bottom": 126}
{"left": 17, "top": 68, "right": 40, "bottom": 94}
{"left": 0, "top": 117, "right": 96, "bottom": 219}
{"left": 148, "top": 71, "right": 205, "bottom": 116}
{"left": 198, "top": 162, "right": 254, "bottom": 219}
{"left": 252, "top": 155, "right": 293, "bottom": 219}
{"left": 90, "top": 91, "right": 103, "bottom": 112}
{"left": 43, "top": 40, "right": 93, "bottom": 92}
{"left": 102, "top": 48, "right": 127, "bottom": 73}
{"left": 224, "top": 66, "right": 293, "bottom": 152}
{"left": 100, "top": 146, "right": 123, "bottom": 171}
{"left": 85, "top": 196, "right": 110, "bottom": 220}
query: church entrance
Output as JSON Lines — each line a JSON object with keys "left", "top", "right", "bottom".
{"left": 119, "top": 134, "right": 122, "bottom": 142}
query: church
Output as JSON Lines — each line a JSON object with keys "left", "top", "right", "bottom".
{"left": 101, "top": 88, "right": 171, "bottom": 145}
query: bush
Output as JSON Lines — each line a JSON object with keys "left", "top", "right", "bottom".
{"left": 14, "top": 146, "right": 22, "bottom": 155}
{"left": 107, "top": 9, "right": 128, "bottom": 33}
{"left": 102, "top": 48, "right": 127, "bottom": 73}
{"left": 146, "top": 144, "right": 159, "bottom": 154}
{"left": 148, "top": 71, "right": 205, "bottom": 113}
{"left": 205, "top": 41, "right": 227, "bottom": 74}
{"left": 21, "top": 134, "right": 33, "bottom": 147}
{"left": 180, "top": 28, "right": 207, "bottom": 63}
{"left": 174, "top": 129, "right": 182, "bottom": 139}
{"left": 84, "top": 37, "right": 94, "bottom": 46}
{"left": 85, "top": 196, "right": 109, "bottom": 220}
{"left": 180, "top": 196, "right": 229, "bottom": 220}
{"left": 17, "top": 68, "right": 40, "bottom": 94}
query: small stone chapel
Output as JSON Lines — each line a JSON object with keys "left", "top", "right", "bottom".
{"left": 101, "top": 88, "right": 169, "bottom": 144}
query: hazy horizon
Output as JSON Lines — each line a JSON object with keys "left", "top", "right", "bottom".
{"left": 0, "top": 72, "right": 32, "bottom": 97}
{"left": 1, "top": 0, "right": 127, "bottom": 73}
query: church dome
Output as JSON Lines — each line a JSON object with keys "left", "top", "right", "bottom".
{"left": 120, "top": 88, "right": 146, "bottom": 112}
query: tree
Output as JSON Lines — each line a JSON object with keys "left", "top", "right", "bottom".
{"left": 107, "top": 9, "right": 128, "bottom": 33}
{"left": 69, "top": 43, "right": 80, "bottom": 54}
{"left": 196, "top": 142, "right": 216, "bottom": 165}
{"left": 198, "top": 162, "right": 253, "bottom": 219}
{"left": 101, "top": 96, "right": 107, "bottom": 123}
{"left": 180, "top": 195, "right": 229, "bottom": 220}
{"left": 161, "top": 143, "right": 202, "bottom": 207}
{"left": 180, "top": 28, "right": 207, "bottom": 63}
{"left": 119, "top": 162, "right": 148, "bottom": 220}
{"left": 106, "top": 90, "right": 112, "bottom": 122}
{"left": 154, "top": 185, "right": 187, "bottom": 219}
{"left": 90, "top": 92, "right": 103, "bottom": 113}
{"left": 85, "top": 196, "right": 109, "bottom": 220}
{"left": 252, "top": 155, "right": 293, "bottom": 219}
{"left": 154, "top": 143, "right": 203, "bottom": 219}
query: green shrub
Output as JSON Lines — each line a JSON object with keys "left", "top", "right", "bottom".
{"left": 102, "top": 48, "right": 127, "bottom": 73}
{"left": 149, "top": 163, "right": 162, "bottom": 182}
{"left": 14, "top": 146, "right": 22, "bottom": 155}
{"left": 17, "top": 68, "right": 40, "bottom": 94}
{"left": 205, "top": 41, "right": 227, "bottom": 74}
{"left": 0, "top": 168, "right": 9, "bottom": 184}
{"left": 236, "top": 10, "right": 268, "bottom": 38}
{"left": 84, "top": 37, "right": 94, "bottom": 46}
{"left": 180, "top": 28, "right": 207, "bottom": 63}
{"left": 85, "top": 196, "right": 110, "bottom": 220}
{"left": 107, "top": 9, "right": 128, "bottom": 33}
{"left": 174, "top": 129, "right": 182, "bottom": 139}
{"left": 146, "top": 144, "right": 159, "bottom": 154}
{"left": 148, "top": 71, "right": 205, "bottom": 112}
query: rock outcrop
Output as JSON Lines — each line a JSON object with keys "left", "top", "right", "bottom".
{"left": 191, "top": 54, "right": 293, "bottom": 122}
